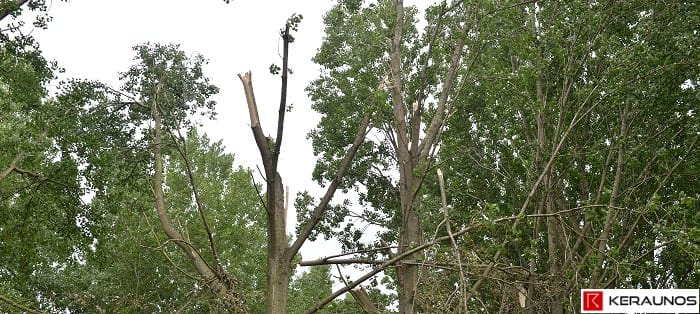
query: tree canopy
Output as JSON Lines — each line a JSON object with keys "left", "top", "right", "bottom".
{"left": 1, "top": 0, "right": 698, "bottom": 313}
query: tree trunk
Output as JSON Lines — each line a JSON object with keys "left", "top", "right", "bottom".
{"left": 398, "top": 202, "right": 423, "bottom": 314}
{"left": 265, "top": 172, "right": 290, "bottom": 314}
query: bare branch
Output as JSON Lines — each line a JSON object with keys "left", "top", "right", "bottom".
{"left": 299, "top": 245, "right": 396, "bottom": 266}
{"left": 168, "top": 128, "right": 224, "bottom": 271}
{"left": 272, "top": 23, "right": 291, "bottom": 170}
{"left": 249, "top": 172, "right": 267, "bottom": 209}
{"left": 335, "top": 265, "right": 379, "bottom": 314}
{"left": 301, "top": 257, "right": 384, "bottom": 267}
{"left": 437, "top": 168, "right": 467, "bottom": 310}
{"left": 238, "top": 72, "right": 272, "bottom": 170}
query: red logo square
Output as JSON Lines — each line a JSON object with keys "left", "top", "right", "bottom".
{"left": 582, "top": 291, "right": 604, "bottom": 311}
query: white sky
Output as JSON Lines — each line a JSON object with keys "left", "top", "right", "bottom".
{"left": 24, "top": 0, "right": 427, "bottom": 295}
{"left": 30, "top": 0, "right": 336, "bottom": 263}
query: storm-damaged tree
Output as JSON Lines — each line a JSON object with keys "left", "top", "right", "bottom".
{"left": 50, "top": 42, "right": 257, "bottom": 312}
{"left": 237, "top": 14, "right": 372, "bottom": 313}
{"left": 302, "top": 0, "right": 698, "bottom": 313}
{"left": 303, "top": 1, "right": 483, "bottom": 312}
{"left": 118, "top": 43, "right": 252, "bottom": 312}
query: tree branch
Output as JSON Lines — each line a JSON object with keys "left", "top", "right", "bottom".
{"left": 437, "top": 168, "right": 468, "bottom": 310}
{"left": 289, "top": 112, "right": 371, "bottom": 260}
{"left": 305, "top": 213, "right": 521, "bottom": 313}
{"left": 299, "top": 245, "right": 396, "bottom": 266}
{"left": 417, "top": 20, "right": 468, "bottom": 162}
{"left": 272, "top": 23, "right": 291, "bottom": 170}
{"left": 0, "top": 0, "right": 29, "bottom": 23}
{"left": 335, "top": 265, "right": 379, "bottom": 314}
{"left": 0, "top": 294, "right": 40, "bottom": 314}
{"left": 0, "top": 151, "right": 24, "bottom": 181}
{"left": 168, "top": 128, "right": 224, "bottom": 271}
{"left": 238, "top": 72, "right": 272, "bottom": 170}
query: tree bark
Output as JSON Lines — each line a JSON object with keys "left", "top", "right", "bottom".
{"left": 266, "top": 171, "right": 290, "bottom": 314}
{"left": 386, "top": 1, "right": 469, "bottom": 312}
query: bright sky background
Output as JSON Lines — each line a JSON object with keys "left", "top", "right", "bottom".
{"left": 26, "top": 0, "right": 425, "bottom": 295}
{"left": 30, "top": 0, "right": 336, "bottom": 265}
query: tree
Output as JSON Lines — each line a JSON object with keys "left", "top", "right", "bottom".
{"left": 120, "top": 42, "right": 252, "bottom": 312}
{"left": 3, "top": 1, "right": 697, "bottom": 313}
{"left": 237, "top": 13, "right": 373, "bottom": 313}
{"left": 0, "top": 2, "right": 88, "bottom": 312}
{"left": 306, "top": 1, "right": 481, "bottom": 312}
{"left": 306, "top": 0, "right": 698, "bottom": 313}
{"left": 289, "top": 266, "right": 334, "bottom": 314}
{"left": 51, "top": 127, "right": 268, "bottom": 313}
{"left": 431, "top": 0, "right": 699, "bottom": 312}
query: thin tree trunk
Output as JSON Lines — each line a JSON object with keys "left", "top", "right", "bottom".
{"left": 589, "top": 95, "right": 630, "bottom": 288}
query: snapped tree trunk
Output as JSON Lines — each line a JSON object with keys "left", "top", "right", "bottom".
{"left": 238, "top": 16, "right": 371, "bottom": 312}
{"left": 266, "top": 172, "right": 291, "bottom": 314}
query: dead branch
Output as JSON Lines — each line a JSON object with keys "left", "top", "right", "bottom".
{"left": 335, "top": 265, "right": 380, "bottom": 314}
{"left": 437, "top": 168, "right": 467, "bottom": 311}
{"left": 238, "top": 72, "right": 272, "bottom": 169}
{"left": 299, "top": 245, "right": 396, "bottom": 266}
{"left": 168, "top": 128, "right": 224, "bottom": 271}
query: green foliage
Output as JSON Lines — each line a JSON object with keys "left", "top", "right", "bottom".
{"left": 0, "top": 11, "right": 88, "bottom": 312}
{"left": 308, "top": 0, "right": 699, "bottom": 311}
{"left": 119, "top": 42, "right": 219, "bottom": 129}
{"left": 304, "top": 0, "right": 423, "bottom": 254}
{"left": 284, "top": 13, "right": 303, "bottom": 42}
{"left": 288, "top": 266, "right": 334, "bottom": 314}
{"left": 73, "top": 129, "right": 267, "bottom": 313}
{"left": 2, "top": 0, "right": 698, "bottom": 312}
{"left": 269, "top": 63, "right": 281, "bottom": 75}
{"left": 1, "top": 39, "right": 267, "bottom": 313}
{"left": 434, "top": 0, "right": 699, "bottom": 311}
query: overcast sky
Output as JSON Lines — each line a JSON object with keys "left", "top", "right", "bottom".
{"left": 26, "top": 0, "right": 434, "bottom": 293}
{"left": 34, "top": 0, "right": 333, "bottom": 193}
{"left": 29, "top": 0, "right": 340, "bottom": 265}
